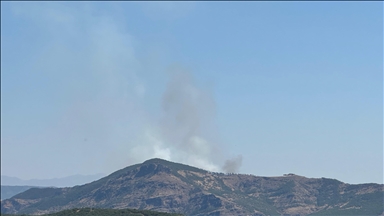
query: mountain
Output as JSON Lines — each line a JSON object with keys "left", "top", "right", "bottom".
{"left": 1, "top": 186, "right": 45, "bottom": 200}
{"left": 1, "top": 207, "right": 182, "bottom": 216}
{"left": 1, "top": 158, "right": 383, "bottom": 216}
{"left": 1, "top": 174, "right": 106, "bottom": 188}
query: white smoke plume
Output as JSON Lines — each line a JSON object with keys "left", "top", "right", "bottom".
{"left": 155, "top": 66, "right": 220, "bottom": 171}
{"left": 125, "top": 66, "right": 226, "bottom": 172}
{"left": 5, "top": 2, "right": 243, "bottom": 177}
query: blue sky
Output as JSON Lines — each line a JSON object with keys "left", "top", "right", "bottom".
{"left": 1, "top": 2, "right": 382, "bottom": 184}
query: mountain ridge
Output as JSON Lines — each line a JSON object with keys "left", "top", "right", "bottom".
{"left": 1, "top": 158, "right": 383, "bottom": 216}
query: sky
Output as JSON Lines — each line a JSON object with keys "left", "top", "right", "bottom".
{"left": 1, "top": 2, "right": 382, "bottom": 184}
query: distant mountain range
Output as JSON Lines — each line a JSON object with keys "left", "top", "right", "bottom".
{"left": 1, "top": 173, "right": 105, "bottom": 188}
{"left": 1, "top": 158, "right": 383, "bottom": 216}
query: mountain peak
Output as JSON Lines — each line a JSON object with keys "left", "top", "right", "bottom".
{"left": 142, "top": 158, "right": 170, "bottom": 164}
{"left": 141, "top": 158, "right": 208, "bottom": 174}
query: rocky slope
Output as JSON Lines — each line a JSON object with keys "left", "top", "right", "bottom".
{"left": 1, "top": 158, "right": 383, "bottom": 216}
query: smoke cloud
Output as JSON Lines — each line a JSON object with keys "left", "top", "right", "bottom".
{"left": 223, "top": 155, "right": 243, "bottom": 173}
{"left": 4, "top": 2, "right": 243, "bottom": 178}
{"left": 125, "top": 66, "right": 226, "bottom": 172}
{"left": 154, "top": 66, "right": 220, "bottom": 171}
{"left": 141, "top": 66, "right": 243, "bottom": 173}
{"left": 125, "top": 65, "right": 245, "bottom": 173}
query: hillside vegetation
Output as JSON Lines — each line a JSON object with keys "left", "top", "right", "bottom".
{"left": 1, "top": 207, "right": 183, "bottom": 216}
{"left": 1, "top": 158, "right": 383, "bottom": 216}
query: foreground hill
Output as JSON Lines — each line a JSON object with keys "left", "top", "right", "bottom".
{"left": 1, "top": 207, "right": 182, "bottom": 216}
{"left": 1, "top": 158, "right": 383, "bottom": 216}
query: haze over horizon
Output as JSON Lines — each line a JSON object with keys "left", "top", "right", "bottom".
{"left": 1, "top": 2, "right": 382, "bottom": 184}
